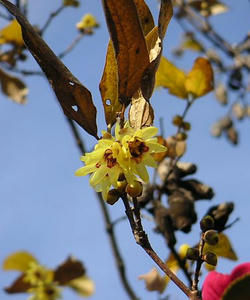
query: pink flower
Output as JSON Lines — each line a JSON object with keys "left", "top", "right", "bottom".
{"left": 202, "top": 262, "right": 250, "bottom": 300}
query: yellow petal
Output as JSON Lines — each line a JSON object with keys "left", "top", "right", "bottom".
{"left": 147, "top": 141, "right": 167, "bottom": 153}
{"left": 135, "top": 163, "right": 149, "bottom": 182}
{"left": 89, "top": 166, "right": 107, "bottom": 186}
{"left": 135, "top": 126, "right": 158, "bottom": 139}
{"left": 75, "top": 164, "right": 97, "bottom": 176}
{"left": 142, "top": 153, "right": 158, "bottom": 168}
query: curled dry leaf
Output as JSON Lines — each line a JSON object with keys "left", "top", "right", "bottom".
{"left": 0, "top": 0, "right": 98, "bottom": 138}
{"left": 139, "top": 268, "right": 167, "bottom": 293}
{"left": 0, "top": 68, "right": 28, "bottom": 103}
{"left": 129, "top": 89, "right": 154, "bottom": 129}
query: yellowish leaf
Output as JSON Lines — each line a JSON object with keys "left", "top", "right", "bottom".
{"left": 155, "top": 56, "right": 187, "bottom": 99}
{"left": 0, "top": 68, "right": 28, "bottom": 103}
{"left": 3, "top": 251, "right": 37, "bottom": 272}
{"left": 204, "top": 233, "right": 238, "bottom": 262}
{"left": 185, "top": 57, "right": 214, "bottom": 98}
{"left": 99, "top": 41, "right": 120, "bottom": 126}
{"left": 0, "top": 19, "right": 24, "bottom": 46}
{"left": 69, "top": 275, "right": 95, "bottom": 297}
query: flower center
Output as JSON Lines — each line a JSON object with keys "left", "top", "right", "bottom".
{"left": 104, "top": 149, "right": 117, "bottom": 168}
{"left": 128, "top": 138, "right": 149, "bottom": 162}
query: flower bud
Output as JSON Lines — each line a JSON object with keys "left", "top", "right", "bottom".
{"left": 126, "top": 181, "right": 143, "bottom": 197}
{"left": 200, "top": 215, "right": 214, "bottom": 232}
{"left": 182, "top": 121, "right": 191, "bottom": 131}
{"left": 172, "top": 115, "right": 183, "bottom": 127}
{"left": 117, "top": 179, "right": 127, "bottom": 193}
{"left": 186, "top": 247, "right": 199, "bottom": 261}
{"left": 203, "top": 251, "right": 217, "bottom": 266}
{"left": 176, "top": 132, "right": 187, "bottom": 141}
{"left": 106, "top": 189, "right": 120, "bottom": 205}
{"left": 204, "top": 230, "right": 219, "bottom": 246}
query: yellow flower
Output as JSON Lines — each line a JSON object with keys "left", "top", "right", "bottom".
{"left": 119, "top": 125, "right": 167, "bottom": 183}
{"left": 75, "top": 123, "right": 167, "bottom": 200}
{"left": 24, "top": 262, "right": 53, "bottom": 286}
{"left": 28, "top": 283, "right": 61, "bottom": 300}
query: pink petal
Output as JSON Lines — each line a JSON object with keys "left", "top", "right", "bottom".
{"left": 202, "top": 263, "right": 250, "bottom": 300}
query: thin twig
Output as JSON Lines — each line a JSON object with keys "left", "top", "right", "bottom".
{"left": 58, "top": 33, "right": 85, "bottom": 59}
{"left": 66, "top": 118, "right": 139, "bottom": 300}
{"left": 192, "top": 235, "right": 205, "bottom": 292}
{"left": 40, "top": 5, "right": 65, "bottom": 36}
{"left": 122, "top": 195, "right": 199, "bottom": 300}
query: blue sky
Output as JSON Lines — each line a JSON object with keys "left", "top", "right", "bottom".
{"left": 0, "top": 0, "right": 250, "bottom": 299}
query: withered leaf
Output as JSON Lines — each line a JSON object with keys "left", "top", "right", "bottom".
{"left": 141, "top": 0, "right": 173, "bottom": 100}
{"left": 5, "top": 274, "right": 31, "bottom": 294}
{"left": 0, "top": 0, "right": 98, "bottom": 138}
{"left": 0, "top": 67, "right": 28, "bottom": 103}
{"left": 99, "top": 40, "right": 120, "bottom": 126}
{"left": 102, "top": 0, "right": 149, "bottom": 105}
{"left": 158, "top": 0, "right": 173, "bottom": 41}
{"left": 134, "top": 0, "right": 155, "bottom": 35}
{"left": 129, "top": 89, "right": 154, "bottom": 129}
{"left": 54, "top": 256, "right": 85, "bottom": 286}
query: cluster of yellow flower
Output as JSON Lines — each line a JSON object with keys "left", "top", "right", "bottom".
{"left": 24, "top": 262, "right": 60, "bottom": 300}
{"left": 75, "top": 123, "right": 167, "bottom": 200}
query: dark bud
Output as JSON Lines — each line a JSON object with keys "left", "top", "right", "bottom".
{"left": 226, "top": 126, "right": 238, "bottom": 145}
{"left": 204, "top": 230, "right": 219, "bottom": 246}
{"left": 203, "top": 252, "right": 217, "bottom": 266}
{"left": 186, "top": 248, "right": 199, "bottom": 261}
{"left": 200, "top": 215, "right": 214, "bottom": 232}
{"left": 106, "top": 189, "right": 120, "bottom": 205}
{"left": 228, "top": 68, "right": 242, "bottom": 90}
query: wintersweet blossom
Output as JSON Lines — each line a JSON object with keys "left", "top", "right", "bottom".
{"left": 75, "top": 122, "right": 167, "bottom": 200}
{"left": 202, "top": 262, "right": 250, "bottom": 300}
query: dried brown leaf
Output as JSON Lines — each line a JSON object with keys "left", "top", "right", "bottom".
{"left": 134, "top": 0, "right": 155, "bottom": 35}
{"left": 5, "top": 274, "right": 31, "bottom": 294}
{"left": 54, "top": 257, "right": 85, "bottom": 286}
{"left": 0, "top": 0, "right": 98, "bottom": 138}
{"left": 102, "top": 0, "right": 149, "bottom": 105}
{"left": 129, "top": 89, "right": 154, "bottom": 129}
{"left": 0, "top": 68, "right": 27, "bottom": 103}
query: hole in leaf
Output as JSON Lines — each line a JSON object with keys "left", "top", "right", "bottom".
{"left": 72, "top": 105, "right": 78, "bottom": 112}
{"left": 106, "top": 99, "right": 111, "bottom": 106}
